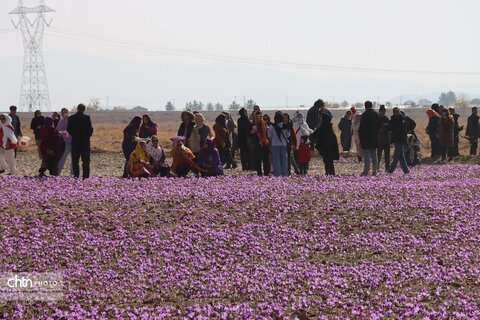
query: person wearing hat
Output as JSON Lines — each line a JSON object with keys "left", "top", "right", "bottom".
{"left": 293, "top": 111, "right": 313, "bottom": 149}
{"left": 359, "top": 100, "right": 381, "bottom": 175}
{"left": 377, "top": 105, "right": 391, "bottom": 172}
{"left": 338, "top": 110, "right": 352, "bottom": 152}
{"left": 351, "top": 111, "right": 363, "bottom": 162}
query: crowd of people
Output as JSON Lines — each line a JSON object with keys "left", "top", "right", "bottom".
{"left": 1, "top": 100, "right": 479, "bottom": 178}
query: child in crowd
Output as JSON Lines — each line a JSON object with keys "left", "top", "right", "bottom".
{"left": 296, "top": 135, "right": 311, "bottom": 175}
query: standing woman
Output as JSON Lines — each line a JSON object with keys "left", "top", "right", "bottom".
{"left": 251, "top": 111, "right": 270, "bottom": 176}
{"left": 313, "top": 101, "right": 339, "bottom": 175}
{"left": 351, "top": 111, "right": 363, "bottom": 162}
{"left": 139, "top": 114, "right": 158, "bottom": 139}
{"left": 223, "top": 112, "right": 238, "bottom": 161}
{"left": 269, "top": 111, "right": 291, "bottom": 177}
{"left": 213, "top": 114, "right": 237, "bottom": 169}
{"left": 0, "top": 114, "right": 18, "bottom": 175}
{"left": 56, "top": 108, "right": 73, "bottom": 176}
{"left": 237, "top": 107, "right": 251, "bottom": 171}
{"left": 122, "top": 116, "right": 142, "bottom": 177}
{"left": 188, "top": 113, "right": 213, "bottom": 154}
{"left": 39, "top": 117, "right": 64, "bottom": 177}
{"left": 30, "top": 110, "right": 45, "bottom": 160}
{"left": 338, "top": 110, "right": 352, "bottom": 152}
{"left": 283, "top": 113, "right": 299, "bottom": 175}
{"left": 437, "top": 109, "right": 454, "bottom": 161}
{"left": 177, "top": 111, "right": 195, "bottom": 147}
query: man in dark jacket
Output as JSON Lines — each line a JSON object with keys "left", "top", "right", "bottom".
{"left": 307, "top": 99, "right": 324, "bottom": 150}
{"left": 30, "top": 110, "right": 45, "bottom": 159}
{"left": 313, "top": 100, "right": 339, "bottom": 175}
{"left": 359, "top": 101, "right": 381, "bottom": 175}
{"left": 466, "top": 107, "right": 480, "bottom": 155}
{"left": 388, "top": 107, "right": 409, "bottom": 174}
{"left": 377, "top": 105, "right": 390, "bottom": 172}
{"left": 67, "top": 104, "right": 93, "bottom": 179}
{"left": 9, "top": 106, "right": 22, "bottom": 158}
{"left": 237, "top": 108, "right": 251, "bottom": 171}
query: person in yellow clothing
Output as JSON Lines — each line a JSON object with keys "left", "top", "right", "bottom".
{"left": 170, "top": 136, "right": 201, "bottom": 177}
{"left": 127, "top": 139, "right": 153, "bottom": 178}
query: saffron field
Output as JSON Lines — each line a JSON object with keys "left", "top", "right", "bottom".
{"left": 1, "top": 163, "right": 480, "bottom": 319}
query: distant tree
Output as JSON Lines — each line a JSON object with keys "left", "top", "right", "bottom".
{"left": 341, "top": 100, "right": 349, "bottom": 108}
{"left": 228, "top": 101, "right": 241, "bottom": 111}
{"left": 354, "top": 102, "right": 363, "bottom": 109}
{"left": 206, "top": 102, "right": 214, "bottom": 111}
{"left": 385, "top": 101, "right": 392, "bottom": 108}
{"left": 438, "top": 91, "right": 457, "bottom": 106}
{"left": 246, "top": 99, "right": 256, "bottom": 110}
{"left": 87, "top": 97, "right": 101, "bottom": 112}
{"left": 404, "top": 100, "right": 417, "bottom": 108}
{"left": 165, "top": 101, "right": 175, "bottom": 111}
{"left": 418, "top": 99, "right": 433, "bottom": 107}
{"left": 185, "top": 102, "right": 193, "bottom": 111}
{"left": 455, "top": 93, "right": 470, "bottom": 109}
{"left": 112, "top": 106, "right": 127, "bottom": 111}
{"left": 470, "top": 98, "right": 480, "bottom": 106}
{"left": 215, "top": 103, "right": 224, "bottom": 112}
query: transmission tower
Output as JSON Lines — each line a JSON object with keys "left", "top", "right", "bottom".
{"left": 10, "top": 0, "right": 54, "bottom": 112}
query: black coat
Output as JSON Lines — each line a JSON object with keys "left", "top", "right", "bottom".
{"left": 378, "top": 115, "right": 391, "bottom": 146}
{"left": 359, "top": 109, "right": 381, "bottom": 149}
{"left": 466, "top": 114, "right": 480, "bottom": 138}
{"left": 237, "top": 115, "right": 251, "bottom": 147}
{"left": 9, "top": 114, "right": 22, "bottom": 137}
{"left": 306, "top": 106, "right": 320, "bottom": 132}
{"left": 177, "top": 121, "right": 195, "bottom": 141}
{"left": 315, "top": 110, "right": 339, "bottom": 160}
{"left": 30, "top": 116, "right": 45, "bottom": 140}
{"left": 338, "top": 117, "right": 352, "bottom": 150}
{"left": 389, "top": 114, "right": 408, "bottom": 144}
{"left": 67, "top": 112, "right": 93, "bottom": 143}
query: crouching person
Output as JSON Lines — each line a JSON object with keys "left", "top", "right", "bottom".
{"left": 170, "top": 136, "right": 196, "bottom": 177}
{"left": 196, "top": 138, "right": 224, "bottom": 177}
{"left": 146, "top": 135, "right": 170, "bottom": 177}
{"left": 128, "top": 139, "right": 154, "bottom": 178}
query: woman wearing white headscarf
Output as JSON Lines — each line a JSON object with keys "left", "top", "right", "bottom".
{"left": 293, "top": 111, "right": 313, "bottom": 150}
{"left": 0, "top": 114, "right": 18, "bottom": 175}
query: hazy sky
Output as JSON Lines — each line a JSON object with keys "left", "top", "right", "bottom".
{"left": 1, "top": 0, "right": 479, "bottom": 111}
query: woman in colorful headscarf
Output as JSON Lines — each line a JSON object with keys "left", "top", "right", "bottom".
{"left": 0, "top": 113, "right": 18, "bottom": 175}
{"left": 39, "top": 116, "right": 64, "bottom": 177}
{"left": 170, "top": 136, "right": 196, "bottom": 177}
{"left": 213, "top": 114, "right": 237, "bottom": 169}
{"left": 196, "top": 138, "right": 224, "bottom": 177}
{"left": 139, "top": 114, "right": 158, "bottom": 139}
{"left": 122, "top": 116, "right": 142, "bottom": 177}
{"left": 146, "top": 135, "right": 170, "bottom": 177}
{"left": 128, "top": 140, "right": 153, "bottom": 178}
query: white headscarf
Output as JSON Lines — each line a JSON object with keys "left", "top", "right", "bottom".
{"left": 2, "top": 114, "right": 18, "bottom": 149}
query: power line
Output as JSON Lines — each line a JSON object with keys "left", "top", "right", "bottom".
{"left": 43, "top": 27, "right": 480, "bottom": 76}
